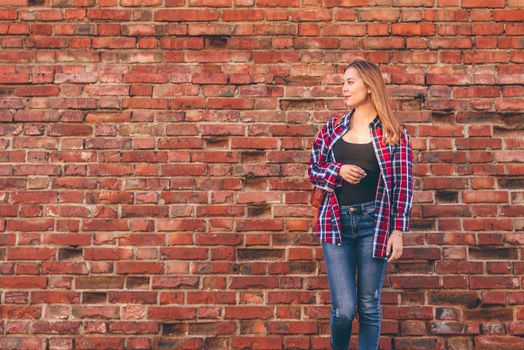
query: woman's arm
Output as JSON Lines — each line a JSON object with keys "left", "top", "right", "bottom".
{"left": 391, "top": 127, "right": 414, "bottom": 233}
{"left": 308, "top": 119, "right": 344, "bottom": 193}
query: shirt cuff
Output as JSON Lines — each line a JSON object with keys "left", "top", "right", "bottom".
{"left": 393, "top": 214, "right": 410, "bottom": 233}
{"left": 322, "top": 162, "right": 343, "bottom": 192}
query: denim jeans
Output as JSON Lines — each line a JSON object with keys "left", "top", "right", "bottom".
{"left": 321, "top": 199, "right": 388, "bottom": 350}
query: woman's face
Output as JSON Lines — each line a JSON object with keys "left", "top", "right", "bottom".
{"left": 342, "top": 67, "right": 370, "bottom": 108}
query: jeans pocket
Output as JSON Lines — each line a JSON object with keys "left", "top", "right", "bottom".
{"left": 363, "top": 208, "right": 377, "bottom": 222}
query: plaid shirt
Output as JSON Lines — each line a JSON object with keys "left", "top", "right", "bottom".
{"left": 308, "top": 108, "right": 414, "bottom": 259}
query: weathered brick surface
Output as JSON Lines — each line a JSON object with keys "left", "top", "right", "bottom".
{"left": 0, "top": 1, "right": 523, "bottom": 349}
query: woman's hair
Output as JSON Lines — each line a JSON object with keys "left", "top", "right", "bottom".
{"left": 344, "top": 59, "right": 403, "bottom": 146}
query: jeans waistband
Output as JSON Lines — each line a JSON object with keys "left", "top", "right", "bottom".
{"left": 339, "top": 200, "right": 375, "bottom": 213}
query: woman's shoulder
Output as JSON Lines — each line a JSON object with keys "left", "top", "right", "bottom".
{"left": 323, "top": 113, "right": 345, "bottom": 134}
{"left": 313, "top": 114, "right": 339, "bottom": 141}
{"left": 400, "top": 126, "right": 411, "bottom": 144}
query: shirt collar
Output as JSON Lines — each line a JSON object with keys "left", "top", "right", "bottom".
{"left": 370, "top": 114, "right": 381, "bottom": 129}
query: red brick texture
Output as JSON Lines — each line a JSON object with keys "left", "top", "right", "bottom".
{"left": 1, "top": 1, "right": 523, "bottom": 350}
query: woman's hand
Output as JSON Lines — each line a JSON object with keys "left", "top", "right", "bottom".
{"left": 339, "top": 164, "right": 366, "bottom": 184}
{"left": 386, "top": 230, "right": 404, "bottom": 262}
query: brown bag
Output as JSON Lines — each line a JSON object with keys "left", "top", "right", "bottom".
{"left": 310, "top": 114, "right": 344, "bottom": 230}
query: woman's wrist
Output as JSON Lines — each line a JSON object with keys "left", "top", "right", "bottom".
{"left": 392, "top": 230, "right": 404, "bottom": 238}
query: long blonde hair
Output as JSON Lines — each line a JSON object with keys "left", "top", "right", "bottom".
{"left": 345, "top": 59, "right": 403, "bottom": 146}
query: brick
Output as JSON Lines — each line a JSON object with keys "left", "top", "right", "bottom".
{"left": 32, "top": 321, "right": 81, "bottom": 334}
{"left": 391, "top": 276, "right": 440, "bottom": 289}
{"left": 87, "top": 10, "right": 132, "bottom": 21}
{"left": 43, "top": 234, "right": 90, "bottom": 246}
{"left": 152, "top": 277, "right": 199, "bottom": 289}
{"left": 4, "top": 291, "right": 28, "bottom": 304}
{"left": 115, "top": 262, "right": 164, "bottom": 274}
{"left": 224, "top": 306, "right": 273, "bottom": 319}
{"left": 126, "top": 337, "right": 152, "bottom": 349}
{"left": 108, "top": 321, "right": 158, "bottom": 334}
{"left": 82, "top": 219, "right": 129, "bottom": 231}
{"left": 231, "top": 336, "right": 283, "bottom": 349}
{"left": 14, "top": 83, "right": 57, "bottom": 97}
{"left": 0, "top": 337, "right": 46, "bottom": 349}
{"left": 8, "top": 247, "right": 55, "bottom": 260}
{"left": 469, "top": 276, "right": 518, "bottom": 289}
{"left": 72, "top": 306, "right": 119, "bottom": 319}
{"left": 1, "top": 306, "right": 42, "bottom": 319}
{"left": 160, "top": 247, "right": 207, "bottom": 260}
{"left": 75, "top": 277, "right": 125, "bottom": 289}
{"left": 31, "top": 291, "right": 80, "bottom": 304}
{"left": 83, "top": 248, "right": 133, "bottom": 260}
{"left": 155, "top": 10, "right": 220, "bottom": 21}
{"left": 6, "top": 219, "right": 54, "bottom": 231}
{"left": 56, "top": 248, "right": 84, "bottom": 261}
{"left": 76, "top": 337, "right": 125, "bottom": 350}
{"left": 0, "top": 277, "right": 47, "bottom": 289}
{"left": 93, "top": 37, "right": 137, "bottom": 49}
{"left": 469, "top": 247, "right": 518, "bottom": 260}
{"left": 267, "top": 321, "right": 317, "bottom": 334}
{"left": 147, "top": 307, "right": 196, "bottom": 320}
{"left": 107, "top": 291, "right": 157, "bottom": 305}
{"left": 48, "top": 124, "right": 92, "bottom": 137}
{"left": 394, "top": 337, "right": 444, "bottom": 350}
{"left": 48, "top": 337, "right": 74, "bottom": 349}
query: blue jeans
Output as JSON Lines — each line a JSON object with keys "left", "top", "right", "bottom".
{"left": 322, "top": 200, "right": 388, "bottom": 350}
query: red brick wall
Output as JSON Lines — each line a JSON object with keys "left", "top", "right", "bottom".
{"left": 1, "top": 1, "right": 523, "bottom": 349}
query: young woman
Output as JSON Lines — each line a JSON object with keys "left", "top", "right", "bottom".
{"left": 308, "top": 59, "right": 414, "bottom": 350}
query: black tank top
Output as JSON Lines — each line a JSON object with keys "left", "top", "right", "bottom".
{"left": 333, "top": 137, "right": 380, "bottom": 205}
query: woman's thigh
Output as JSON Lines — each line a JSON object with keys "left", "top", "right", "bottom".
{"left": 356, "top": 210, "right": 388, "bottom": 311}
{"left": 321, "top": 212, "right": 357, "bottom": 312}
